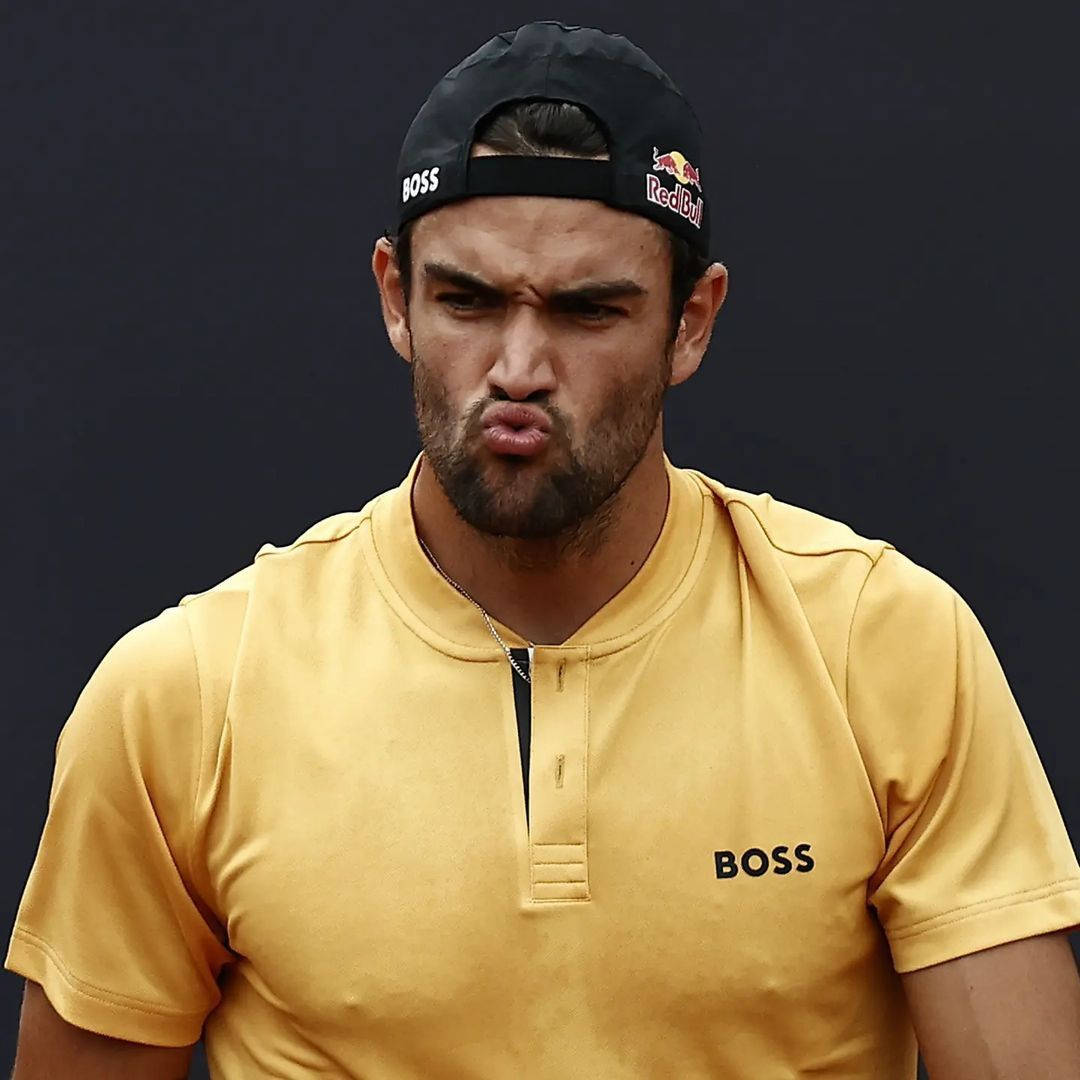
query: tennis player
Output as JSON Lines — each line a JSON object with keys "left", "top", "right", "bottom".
{"left": 7, "top": 20, "right": 1080, "bottom": 1079}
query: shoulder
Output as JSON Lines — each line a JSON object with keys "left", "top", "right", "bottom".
{"left": 172, "top": 496, "right": 390, "bottom": 690}
{"left": 686, "top": 466, "right": 954, "bottom": 604}
{"left": 251, "top": 509, "right": 369, "bottom": 560}
{"left": 681, "top": 465, "right": 960, "bottom": 700}
{"left": 683, "top": 466, "right": 909, "bottom": 638}
{"left": 685, "top": 468, "right": 891, "bottom": 564}
{"left": 177, "top": 502, "right": 377, "bottom": 620}
{"left": 240, "top": 505, "right": 379, "bottom": 600}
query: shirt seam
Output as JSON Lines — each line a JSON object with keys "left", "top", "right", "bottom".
{"left": 843, "top": 549, "right": 892, "bottom": 846}
{"left": 252, "top": 514, "right": 368, "bottom": 562}
{"left": 179, "top": 605, "right": 204, "bottom": 893}
{"left": 844, "top": 548, "right": 891, "bottom": 719}
{"left": 722, "top": 495, "right": 886, "bottom": 561}
{"left": 886, "top": 877, "right": 1080, "bottom": 939}
{"left": 10, "top": 927, "right": 206, "bottom": 1018}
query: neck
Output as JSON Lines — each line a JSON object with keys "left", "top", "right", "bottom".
{"left": 411, "top": 432, "right": 671, "bottom": 646}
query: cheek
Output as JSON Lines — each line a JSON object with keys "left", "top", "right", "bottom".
{"left": 412, "top": 311, "right": 492, "bottom": 378}
{"left": 411, "top": 346, "right": 492, "bottom": 436}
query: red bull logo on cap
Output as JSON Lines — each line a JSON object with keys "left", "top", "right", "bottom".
{"left": 652, "top": 147, "right": 702, "bottom": 190}
{"left": 647, "top": 146, "right": 704, "bottom": 228}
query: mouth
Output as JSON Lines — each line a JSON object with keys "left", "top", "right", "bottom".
{"left": 481, "top": 403, "right": 552, "bottom": 433}
{"left": 479, "top": 403, "right": 553, "bottom": 459}
{"left": 481, "top": 425, "right": 550, "bottom": 457}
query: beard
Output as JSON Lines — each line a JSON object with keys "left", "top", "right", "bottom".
{"left": 409, "top": 336, "right": 672, "bottom": 559}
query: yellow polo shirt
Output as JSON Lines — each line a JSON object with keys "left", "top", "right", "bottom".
{"left": 7, "top": 452, "right": 1080, "bottom": 1078}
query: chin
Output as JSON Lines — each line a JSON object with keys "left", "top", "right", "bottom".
{"left": 452, "top": 478, "right": 564, "bottom": 538}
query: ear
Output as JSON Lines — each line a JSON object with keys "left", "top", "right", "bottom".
{"left": 372, "top": 236, "right": 413, "bottom": 363}
{"left": 669, "top": 262, "right": 728, "bottom": 387}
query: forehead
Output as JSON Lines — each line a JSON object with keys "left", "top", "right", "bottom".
{"left": 410, "top": 196, "right": 670, "bottom": 291}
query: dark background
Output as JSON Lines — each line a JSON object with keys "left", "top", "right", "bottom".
{"left": 3, "top": 2, "right": 1077, "bottom": 1076}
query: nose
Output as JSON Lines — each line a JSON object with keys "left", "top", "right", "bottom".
{"left": 486, "top": 306, "right": 558, "bottom": 401}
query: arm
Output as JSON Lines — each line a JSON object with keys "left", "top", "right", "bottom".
{"left": 901, "top": 930, "right": 1080, "bottom": 1079}
{"left": 11, "top": 980, "right": 197, "bottom": 1080}
{"left": 5, "top": 608, "right": 231, "bottom": 1060}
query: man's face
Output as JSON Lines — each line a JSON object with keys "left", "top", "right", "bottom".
{"left": 404, "top": 193, "right": 676, "bottom": 546}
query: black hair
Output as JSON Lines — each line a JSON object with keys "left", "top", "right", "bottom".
{"left": 382, "top": 100, "right": 711, "bottom": 344}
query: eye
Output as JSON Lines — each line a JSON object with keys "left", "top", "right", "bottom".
{"left": 435, "top": 292, "right": 492, "bottom": 310}
{"left": 564, "top": 301, "right": 619, "bottom": 322}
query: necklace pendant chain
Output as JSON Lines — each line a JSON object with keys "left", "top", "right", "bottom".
{"left": 417, "top": 537, "right": 533, "bottom": 684}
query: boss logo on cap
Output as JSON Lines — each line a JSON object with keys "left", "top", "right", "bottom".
{"left": 646, "top": 146, "right": 703, "bottom": 228}
{"left": 402, "top": 166, "right": 441, "bottom": 203}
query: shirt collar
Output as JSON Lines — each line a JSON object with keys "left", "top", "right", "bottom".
{"left": 364, "top": 450, "right": 712, "bottom": 657}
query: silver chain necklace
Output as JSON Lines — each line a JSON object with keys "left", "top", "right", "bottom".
{"left": 417, "top": 536, "right": 534, "bottom": 684}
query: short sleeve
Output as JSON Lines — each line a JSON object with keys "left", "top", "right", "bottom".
{"left": 4, "top": 605, "right": 234, "bottom": 1046}
{"left": 848, "top": 547, "right": 1080, "bottom": 973}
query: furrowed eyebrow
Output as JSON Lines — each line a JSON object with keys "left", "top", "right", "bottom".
{"left": 421, "top": 261, "right": 647, "bottom": 305}
{"left": 551, "top": 280, "right": 646, "bottom": 305}
{"left": 422, "top": 262, "right": 502, "bottom": 299}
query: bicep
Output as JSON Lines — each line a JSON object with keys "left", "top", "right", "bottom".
{"left": 900, "top": 930, "right": 1080, "bottom": 1080}
{"left": 12, "top": 980, "right": 198, "bottom": 1080}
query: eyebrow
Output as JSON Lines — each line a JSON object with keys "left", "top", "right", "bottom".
{"left": 420, "top": 261, "right": 647, "bottom": 304}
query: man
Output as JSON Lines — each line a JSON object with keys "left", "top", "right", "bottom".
{"left": 6, "top": 20, "right": 1080, "bottom": 1079}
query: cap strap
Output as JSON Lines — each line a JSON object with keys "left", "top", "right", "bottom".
{"left": 465, "top": 156, "right": 612, "bottom": 200}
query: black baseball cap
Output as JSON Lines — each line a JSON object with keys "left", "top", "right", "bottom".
{"left": 395, "top": 21, "right": 710, "bottom": 257}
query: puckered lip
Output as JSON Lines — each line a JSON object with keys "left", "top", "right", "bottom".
{"left": 480, "top": 403, "right": 552, "bottom": 433}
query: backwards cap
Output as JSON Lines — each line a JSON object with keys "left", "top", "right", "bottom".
{"left": 395, "top": 21, "right": 710, "bottom": 257}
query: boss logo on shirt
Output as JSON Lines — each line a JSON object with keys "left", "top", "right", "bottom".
{"left": 714, "top": 843, "right": 815, "bottom": 879}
